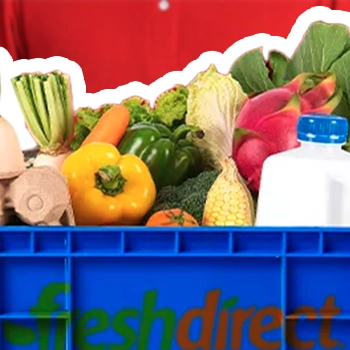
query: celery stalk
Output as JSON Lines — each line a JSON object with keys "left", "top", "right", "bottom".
{"left": 11, "top": 76, "right": 49, "bottom": 146}
{"left": 61, "top": 74, "right": 74, "bottom": 141}
{"left": 51, "top": 73, "right": 69, "bottom": 143}
{"left": 11, "top": 71, "right": 74, "bottom": 154}
{"left": 44, "top": 75, "right": 64, "bottom": 149}
{"left": 54, "top": 72, "right": 69, "bottom": 140}
{"left": 31, "top": 75, "right": 51, "bottom": 140}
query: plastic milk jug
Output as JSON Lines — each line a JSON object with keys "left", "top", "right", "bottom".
{"left": 256, "top": 114, "right": 350, "bottom": 226}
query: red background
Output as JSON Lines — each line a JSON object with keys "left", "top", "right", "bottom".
{"left": 0, "top": 0, "right": 346, "bottom": 93}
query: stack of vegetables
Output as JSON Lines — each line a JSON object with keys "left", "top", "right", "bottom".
{"left": 230, "top": 21, "right": 349, "bottom": 192}
{"left": 11, "top": 21, "right": 350, "bottom": 227}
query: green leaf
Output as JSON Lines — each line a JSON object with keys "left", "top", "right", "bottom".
{"left": 32, "top": 75, "right": 51, "bottom": 140}
{"left": 70, "top": 106, "right": 107, "bottom": 150}
{"left": 287, "top": 22, "right": 349, "bottom": 79}
{"left": 343, "top": 36, "right": 350, "bottom": 53}
{"left": 70, "top": 124, "right": 91, "bottom": 151}
{"left": 332, "top": 97, "right": 350, "bottom": 119}
{"left": 268, "top": 51, "right": 289, "bottom": 87}
{"left": 330, "top": 49, "right": 350, "bottom": 118}
{"left": 2, "top": 321, "right": 36, "bottom": 345}
{"left": 230, "top": 48, "right": 275, "bottom": 95}
{"left": 153, "top": 86, "right": 188, "bottom": 128}
{"left": 222, "top": 296, "right": 239, "bottom": 309}
{"left": 122, "top": 97, "right": 155, "bottom": 126}
{"left": 78, "top": 114, "right": 100, "bottom": 130}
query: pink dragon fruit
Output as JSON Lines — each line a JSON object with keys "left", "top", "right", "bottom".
{"left": 232, "top": 72, "right": 342, "bottom": 192}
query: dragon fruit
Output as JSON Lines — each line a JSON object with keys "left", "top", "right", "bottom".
{"left": 232, "top": 72, "right": 342, "bottom": 192}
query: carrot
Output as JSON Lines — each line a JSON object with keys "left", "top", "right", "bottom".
{"left": 81, "top": 104, "right": 130, "bottom": 147}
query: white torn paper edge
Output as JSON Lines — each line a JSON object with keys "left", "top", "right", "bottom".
{"left": 0, "top": 6, "right": 349, "bottom": 151}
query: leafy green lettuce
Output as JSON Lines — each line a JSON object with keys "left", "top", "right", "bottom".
{"left": 230, "top": 22, "right": 350, "bottom": 117}
{"left": 70, "top": 98, "right": 154, "bottom": 150}
{"left": 153, "top": 85, "right": 189, "bottom": 130}
{"left": 70, "top": 104, "right": 113, "bottom": 150}
{"left": 71, "top": 86, "right": 190, "bottom": 150}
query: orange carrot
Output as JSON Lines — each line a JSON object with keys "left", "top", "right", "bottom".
{"left": 81, "top": 104, "right": 130, "bottom": 147}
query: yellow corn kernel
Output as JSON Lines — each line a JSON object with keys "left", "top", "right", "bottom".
{"left": 202, "top": 158, "right": 255, "bottom": 226}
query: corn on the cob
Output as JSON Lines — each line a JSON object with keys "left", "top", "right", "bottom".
{"left": 202, "top": 157, "right": 255, "bottom": 226}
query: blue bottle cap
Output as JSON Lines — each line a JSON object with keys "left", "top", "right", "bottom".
{"left": 297, "top": 114, "right": 349, "bottom": 144}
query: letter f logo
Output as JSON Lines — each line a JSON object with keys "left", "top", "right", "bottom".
{"left": 2, "top": 282, "right": 70, "bottom": 349}
{"left": 30, "top": 282, "right": 70, "bottom": 316}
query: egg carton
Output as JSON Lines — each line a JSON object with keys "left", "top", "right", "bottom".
{"left": 0, "top": 119, "right": 75, "bottom": 226}
{"left": 0, "top": 166, "right": 75, "bottom": 226}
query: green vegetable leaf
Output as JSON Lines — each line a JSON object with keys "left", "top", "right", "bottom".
{"left": 287, "top": 22, "right": 349, "bottom": 79}
{"left": 70, "top": 124, "right": 91, "bottom": 151}
{"left": 332, "top": 97, "right": 350, "bottom": 119}
{"left": 122, "top": 97, "right": 154, "bottom": 125}
{"left": 77, "top": 113, "right": 100, "bottom": 130}
{"left": 343, "top": 36, "right": 350, "bottom": 53}
{"left": 154, "top": 85, "right": 189, "bottom": 130}
{"left": 76, "top": 105, "right": 111, "bottom": 129}
{"left": 230, "top": 48, "right": 275, "bottom": 95}
{"left": 2, "top": 321, "right": 36, "bottom": 345}
{"left": 268, "top": 51, "right": 289, "bottom": 87}
{"left": 330, "top": 49, "right": 350, "bottom": 118}
{"left": 70, "top": 105, "right": 112, "bottom": 150}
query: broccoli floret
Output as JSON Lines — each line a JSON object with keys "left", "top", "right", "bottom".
{"left": 144, "top": 186, "right": 180, "bottom": 223}
{"left": 176, "top": 170, "right": 218, "bottom": 198}
{"left": 177, "top": 170, "right": 219, "bottom": 223}
{"left": 181, "top": 193, "right": 207, "bottom": 224}
{"left": 145, "top": 170, "right": 219, "bottom": 224}
{"left": 155, "top": 185, "right": 179, "bottom": 204}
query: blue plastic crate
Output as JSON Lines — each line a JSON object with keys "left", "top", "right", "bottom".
{"left": 0, "top": 226, "right": 349, "bottom": 350}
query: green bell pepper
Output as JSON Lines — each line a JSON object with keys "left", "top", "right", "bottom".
{"left": 118, "top": 122, "right": 204, "bottom": 190}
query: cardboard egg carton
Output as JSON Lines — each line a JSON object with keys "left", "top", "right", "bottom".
{"left": 0, "top": 166, "right": 75, "bottom": 226}
{"left": 0, "top": 116, "right": 75, "bottom": 226}
{"left": 0, "top": 117, "right": 75, "bottom": 226}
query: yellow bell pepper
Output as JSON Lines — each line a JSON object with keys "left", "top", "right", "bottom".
{"left": 61, "top": 142, "right": 156, "bottom": 226}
